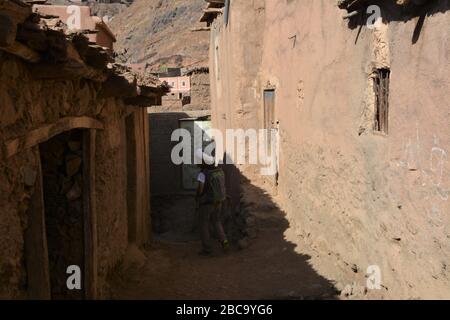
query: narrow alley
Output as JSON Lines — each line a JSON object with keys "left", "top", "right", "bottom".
{"left": 1, "top": 0, "right": 449, "bottom": 303}
{"left": 112, "top": 181, "right": 337, "bottom": 300}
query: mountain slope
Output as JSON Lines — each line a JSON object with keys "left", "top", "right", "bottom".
{"left": 47, "top": 0, "right": 132, "bottom": 19}
{"left": 109, "top": 0, "right": 209, "bottom": 71}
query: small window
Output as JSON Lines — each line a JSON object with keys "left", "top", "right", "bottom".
{"left": 182, "top": 81, "right": 186, "bottom": 87}
{"left": 373, "top": 68, "right": 390, "bottom": 134}
{"left": 264, "top": 89, "right": 275, "bottom": 154}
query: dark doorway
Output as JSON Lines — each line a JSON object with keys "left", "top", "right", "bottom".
{"left": 39, "top": 129, "right": 86, "bottom": 300}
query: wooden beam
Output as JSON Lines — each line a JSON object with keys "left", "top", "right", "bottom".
{"left": 343, "top": 10, "right": 359, "bottom": 19}
{"left": 0, "top": 40, "right": 40, "bottom": 62}
{"left": 190, "top": 26, "right": 211, "bottom": 32}
{"left": 142, "top": 108, "right": 152, "bottom": 244}
{"left": 24, "top": 146, "right": 51, "bottom": 300}
{"left": 205, "top": 0, "right": 225, "bottom": 5}
{"left": 125, "top": 112, "right": 138, "bottom": 243}
{"left": 203, "top": 8, "right": 223, "bottom": 13}
{"left": 200, "top": 10, "right": 223, "bottom": 23}
{"left": 83, "top": 129, "right": 98, "bottom": 300}
{"left": 2, "top": 116, "right": 104, "bottom": 159}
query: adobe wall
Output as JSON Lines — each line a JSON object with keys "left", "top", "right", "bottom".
{"left": 184, "top": 71, "right": 211, "bottom": 111}
{"left": 210, "top": 0, "right": 450, "bottom": 299}
{"left": 93, "top": 98, "right": 129, "bottom": 298}
{"left": 148, "top": 112, "right": 184, "bottom": 196}
{"left": 0, "top": 147, "right": 39, "bottom": 298}
{"left": 160, "top": 76, "right": 191, "bottom": 92}
{"left": 209, "top": 0, "right": 267, "bottom": 182}
{"left": 0, "top": 51, "right": 146, "bottom": 298}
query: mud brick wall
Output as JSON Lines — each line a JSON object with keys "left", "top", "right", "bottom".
{"left": 183, "top": 72, "right": 211, "bottom": 111}
{"left": 209, "top": 0, "right": 450, "bottom": 299}
{"left": 0, "top": 51, "right": 148, "bottom": 299}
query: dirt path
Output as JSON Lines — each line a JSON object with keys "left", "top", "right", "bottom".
{"left": 111, "top": 184, "right": 338, "bottom": 300}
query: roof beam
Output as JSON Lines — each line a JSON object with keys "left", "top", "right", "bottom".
{"left": 0, "top": 40, "right": 40, "bottom": 62}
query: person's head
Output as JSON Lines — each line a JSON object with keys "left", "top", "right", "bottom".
{"left": 195, "top": 147, "right": 216, "bottom": 170}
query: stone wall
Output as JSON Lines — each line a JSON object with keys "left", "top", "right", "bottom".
{"left": 209, "top": 0, "right": 450, "bottom": 299}
{"left": 0, "top": 51, "right": 150, "bottom": 298}
{"left": 183, "top": 71, "right": 211, "bottom": 111}
{"left": 0, "top": 148, "right": 39, "bottom": 298}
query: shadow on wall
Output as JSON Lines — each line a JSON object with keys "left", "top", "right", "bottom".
{"left": 230, "top": 173, "right": 338, "bottom": 299}
{"left": 149, "top": 112, "right": 191, "bottom": 196}
{"left": 146, "top": 114, "right": 338, "bottom": 298}
{"left": 344, "top": 0, "right": 450, "bottom": 44}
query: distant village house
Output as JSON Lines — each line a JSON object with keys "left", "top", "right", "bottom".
{"left": 33, "top": 4, "right": 117, "bottom": 52}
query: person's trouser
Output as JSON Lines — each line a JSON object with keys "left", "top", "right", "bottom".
{"left": 199, "top": 202, "right": 227, "bottom": 252}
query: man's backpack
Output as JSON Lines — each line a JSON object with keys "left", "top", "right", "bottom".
{"left": 204, "top": 168, "right": 227, "bottom": 204}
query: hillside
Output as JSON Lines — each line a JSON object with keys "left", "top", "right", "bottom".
{"left": 46, "top": 0, "right": 132, "bottom": 19}
{"left": 109, "top": 0, "right": 210, "bottom": 72}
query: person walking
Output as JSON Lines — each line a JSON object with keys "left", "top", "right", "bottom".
{"left": 195, "top": 149, "right": 229, "bottom": 256}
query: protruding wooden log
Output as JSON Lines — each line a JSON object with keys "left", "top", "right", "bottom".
{"left": 0, "top": 40, "right": 40, "bottom": 62}
{"left": 2, "top": 116, "right": 104, "bottom": 160}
